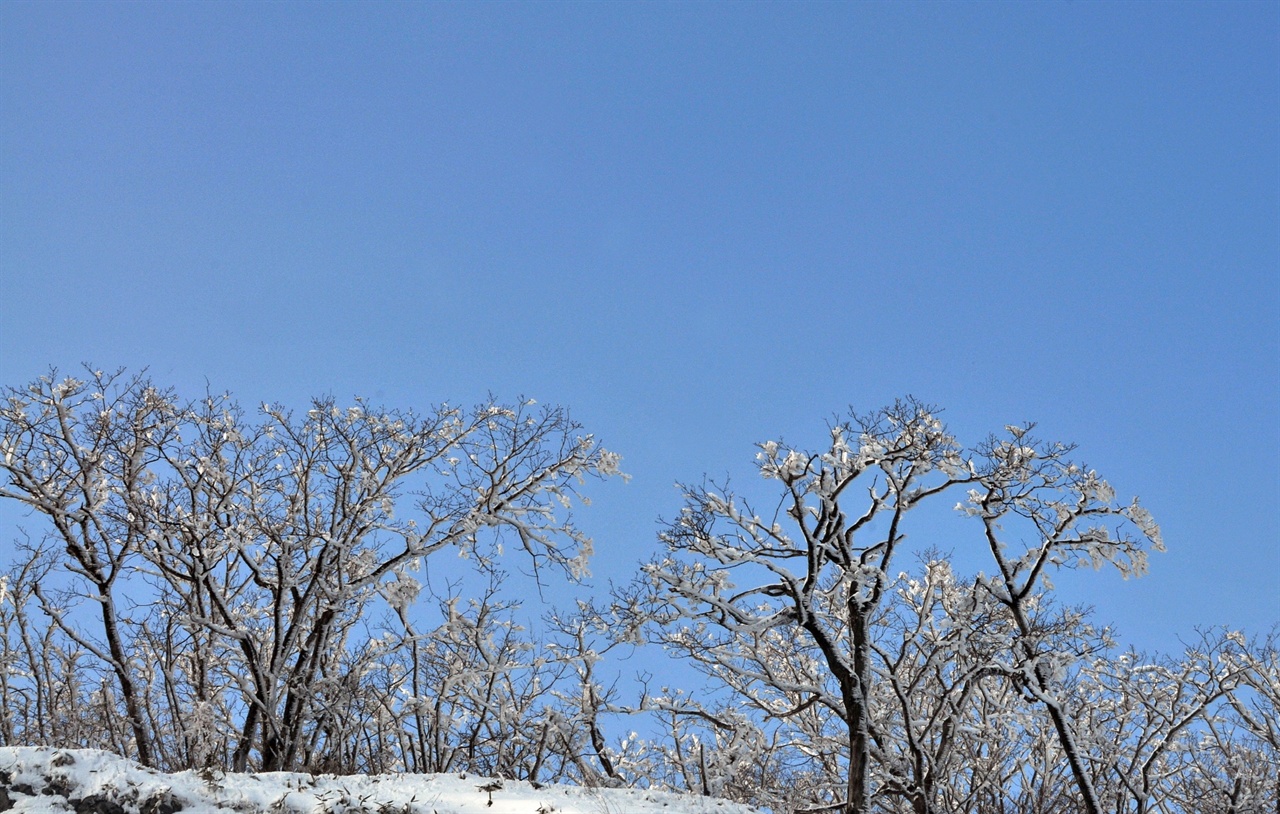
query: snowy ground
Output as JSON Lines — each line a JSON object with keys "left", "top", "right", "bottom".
{"left": 0, "top": 748, "right": 763, "bottom": 814}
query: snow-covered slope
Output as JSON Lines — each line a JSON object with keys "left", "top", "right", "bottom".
{"left": 0, "top": 748, "right": 762, "bottom": 814}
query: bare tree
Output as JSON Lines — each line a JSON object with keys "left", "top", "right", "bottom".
{"left": 1221, "top": 628, "right": 1280, "bottom": 814}
{"left": 617, "top": 400, "right": 975, "bottom": 814}
{"left": 619, "top": 401, "right": 1163, "bottom": 814}
{"left": 962, "top": 424, "right": 1164, "bottom": 813}
{"left": 1070, "top": 632, "right": 1250, "bottom": 813}
{"left": 0, "top": 369, "right": 186, "bottom": 765}
{"left": 865, "top": 557, "right": 1025, "bottom": 814}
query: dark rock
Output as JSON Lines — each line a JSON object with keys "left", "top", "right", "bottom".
{"left": 71, "top": 794, "right": 127, "bottom": 814}
{"left": 11, "top": 783, "right": 35, "bottom": 797}
{"left": 0, "top": 786, "right": 12, "bottom": 812}
{"left": 51, "top": 752, "right": 77, "bottom": 768}
{"left": 44, "top": 774, "right": 75, "bottom": 798}
{"left": 140, "top": 790, "right": 184, "bottom": 814}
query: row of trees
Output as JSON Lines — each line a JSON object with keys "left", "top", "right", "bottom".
{"left": 0, "top": 369, "right": 1275, "bottom": 814}
{"left": 0, "top": 369, "right": 622, "bottom": 774}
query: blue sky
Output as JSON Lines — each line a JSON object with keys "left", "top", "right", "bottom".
{"left": 1, "top": 1, "right": 1276, "bottom": 654}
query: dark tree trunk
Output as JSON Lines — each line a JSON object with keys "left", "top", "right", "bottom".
{"left": 97, "top": 584, "right": 154, "bottom": 768}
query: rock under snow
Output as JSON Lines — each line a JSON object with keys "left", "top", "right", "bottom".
{"left": 0, "top": 748, "right": 764, "bottom": 814}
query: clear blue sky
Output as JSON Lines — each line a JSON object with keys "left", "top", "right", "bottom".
{"left": 1, "top": 1, "right": 1276, "bottom": 654}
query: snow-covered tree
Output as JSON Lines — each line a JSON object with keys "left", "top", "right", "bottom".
{"left": 960, "top": 423, "right": 1164, "bottom": 813}
{"left": 614, "top": 400, "right": 971, "bottom": 813}
{"left": 618, "top": 400, "right": 1166, "bottom": 814}
{"left": 0, "top": 370, "right": 185, "bottom": 766}
{"left": 1071, "top": 631, "right": 1250, "bottom": 812}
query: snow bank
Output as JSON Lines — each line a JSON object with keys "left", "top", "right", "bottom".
{"left": 0, "top": 748, "right": 763, "bottom": 814}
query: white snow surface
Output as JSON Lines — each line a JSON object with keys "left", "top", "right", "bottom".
{"left": 0, "top": 748, "right": 763, "bottom": 814}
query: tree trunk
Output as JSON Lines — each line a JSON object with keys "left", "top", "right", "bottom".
{"left": 845, "top": 614, "right": 873, "bottom": 814}
{"left": 1042, "top": 695, "right": 1101, "bottom": 814}
{"left": 1006, "top": 599, "right": 1101, "bottom": 814}
{"left": 97, "top": 585, "right": 154, "bottom": 767}
{"left": 845, "top": 708, "right": 870, "bottom": 814}
{"left": 233, "top": 703, "right": 259, "bottom": 772}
